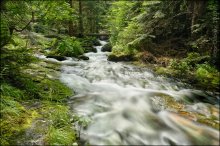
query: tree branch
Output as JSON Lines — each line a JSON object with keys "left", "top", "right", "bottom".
{"left": 14, "top": 11, "right": 34, "bottom": 32}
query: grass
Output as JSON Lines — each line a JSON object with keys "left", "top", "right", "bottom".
{"left": 40, "top": 101, "right": 76, "bottom": 145}
{"left": 0, "top": 59, "right": 75, "bottom": 145}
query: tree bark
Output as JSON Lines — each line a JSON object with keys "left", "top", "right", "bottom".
{"left": 78, "top": 0, "right": 83, "bottom": 37}
{"left": 68, "top": 0, "right": 74, "bottom": 36}
{"left": 189, "top": 0, "right": 207, "bottom": 37}
{"left": 0, "top": 0, "right": 6, "bottom": 12}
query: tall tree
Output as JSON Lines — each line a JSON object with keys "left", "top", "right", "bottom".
{"left": 78, "top": 0, "right": 83, "bottom": 37}
{"left": 68, "top": 0, "right": 74, "bottom": 36}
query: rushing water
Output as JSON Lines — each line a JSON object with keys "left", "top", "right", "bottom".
{"left": 40, "top": 40, "right": 219, "bottom": 145}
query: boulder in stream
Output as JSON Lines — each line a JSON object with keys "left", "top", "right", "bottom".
{"left": 99, "top": 35, "right": 109, "bottom": 40}
{"left": 101, "top": 43, "right": 112, "bottom": 52}
{"left": 108, "top": 54, "right": 135, "bottom": 62}
{"left": 46, "top": 55, "right": 66, "bottom": 61}
{"left": 93, "top": 39, "right": 101, "bottom": 46}
{"left": 84, "top": 46, "right": 97, "bottom": 53}
{"left": 78, "top": 55, "right": 89, "bottom": 60}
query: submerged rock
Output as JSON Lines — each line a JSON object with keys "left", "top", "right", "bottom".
{"left": 46, "top": 55, "right": 66, "bottom": 61}
{"left": 93, "top": 40, "right": 101, "bottom": 46}
{"left": 99, "top": 35, "right": 109, "bottom": 40}
{"left": 84, "top": 47, "right": 97, "bottom": 53}
{"left": 101, "top": 43, "right": 112, "bottom": 52}
{"left": 108, "top": 54, "right": 135, "bottom": 62}
{"left": 78, "top": 55, "right": 89, "bottom": 60}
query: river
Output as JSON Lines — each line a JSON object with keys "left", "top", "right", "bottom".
{"left": 56, "top": 40, "right": 219, "bottom": 145}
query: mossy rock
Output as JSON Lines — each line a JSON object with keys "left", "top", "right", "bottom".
{"left": 99, "top": 35, "right": 109, "bottom": 40}
{"left": 84, "top": 46, "right": 97, "bottom": 53}
{"left": 101, "top": 43, "right": 112, "bottom": 52}
{"left": 93, "top": 39, "right": 101, "bottom": 46}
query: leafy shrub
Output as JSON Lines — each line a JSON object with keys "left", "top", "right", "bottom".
{"left": 56, "top": 37, "right": 84, "bottom": 57}
{"left": 185, "top": 52, "right": 200, "bottom": 60}
{"left": 0, "top": 18, "right": 10, "bottom": 48}
{"left": 169, "top": 59, "right": 191, "bottom": 74}
{"left": 0, "top": 34, "right": 36, "bottom": 84}
{"left": 183, "top": 52, "right": 210, "bottom": 67}
{"left": 196, "top": 63, "right": 219, "bottom": 88}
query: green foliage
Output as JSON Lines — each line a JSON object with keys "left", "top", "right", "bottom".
{"left": 155, "top": 67, "right": 177, "bottom": 77}
{"left": 42, "top": 103, "right": 71, "bottom": 128}
{"left": 196, "top": 63, "right": 219, "bottom": 88}
{"left": 108, "top": 1, "right": 135, "bottom": 45}
{"left": 78, "top": 36, "right": 100, "bottom": 47}
{"left": 46, "top": 126, "right": 75, "bottom": 145}
{"left": 55, "top": 37, "right": 84, "bottom": 57}
{"left": 12, "top": 74, "right": 72, "bottom": 101}
{"left": 0, "top": 17, "right": 10, "bottom": 48}
{"left": 0, "top": 94, "right": 38, "bottom": 145}
{"left": 1, "top": 44, "right": 35, "bottom": 82}
{"left": 41, "top": 102, "right": 76, "bottom": 145}
{"left": 72, "top": 114, "right": 91, "bottom": 128}
{"left": 169, "top": 59, "right": 191, "bottom": 75}
{"left": 0, "top": 83, "right": 25, "bottom": 101}
{"left": 185, "top": 52, "right": 200, "bottom": 60}
{"left": 0, "top": 95, "right": 25, "bottom": 117}
{"left": 39, "top": 79, "right": 73, "bottom": 101}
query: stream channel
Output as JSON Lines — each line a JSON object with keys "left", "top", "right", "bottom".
{"left": 39, "top": 40, "right": 219, "bottom": 145}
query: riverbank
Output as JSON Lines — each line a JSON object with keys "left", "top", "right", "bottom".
{"left": 0, "top": 31, "right": 84, "bottom": 145}
{"left": 108, "top": 51, "right": 220, "bottom": 93}
{"left": 0, "top": 57, "right": 78, "bottom": 145}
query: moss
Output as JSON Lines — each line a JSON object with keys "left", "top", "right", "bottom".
{"left": 15, "top": 60, "right": 73, "bottom": 101}
{"left": 38, "top": 79, "right": 73, "bottom": 101}
{"left": 155, "top": 67, "right": 177, "bottom": 77}
{"left": 197, "top": 118, "right": 219, "bottom": 130}
{"left": 0, "top": 96, "right": 39, "bottom": 145}
{"left": 154, "top": 94, "right": 219, "bottom": 130}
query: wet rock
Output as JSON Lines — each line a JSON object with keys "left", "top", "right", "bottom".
{"left": 93, "top": 40, "right": 101, "bottom": 46}
{"left": 84, "top": 47, "right": 97, "bottom": 53}
{"left": 108, "top": 54, "right": 135, "bottom": 62}
{"left": 78, "top": 55, "right": 89, "bottom": 60}
{"left": 100, "top": 35, "right": 109, "bottom": 40}
{"left": 46, "top": 55, "right": 66, "bottom": 61}
{"left": 101, "top": 43, "right": 112, "bottom": 52}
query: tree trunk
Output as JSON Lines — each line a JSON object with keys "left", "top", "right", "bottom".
{"left": 78, "top": 0, "right": 83, "bottom": 37}
{"left": 189, "top": 0, "right": 207, "bottom": 37}
{"left": 68, "top": 0, "right": 74, "bottom": 36}
{"left": 0, "top": 0, "right": 6, "bottom": 12}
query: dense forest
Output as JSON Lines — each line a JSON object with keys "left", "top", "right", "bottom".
{"left": 0, "top": 0, "right": 219, "bottom": 145}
